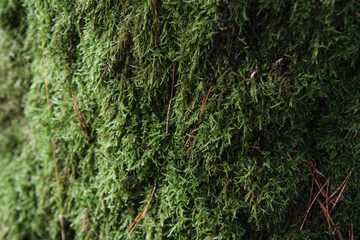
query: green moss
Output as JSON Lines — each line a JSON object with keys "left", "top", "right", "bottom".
{"left": 1, "top": 0, "right": 359, "bottom": 239}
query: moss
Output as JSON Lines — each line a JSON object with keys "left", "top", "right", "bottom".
{"left": 1, "top": 0, "right": 359, "bottom": 239}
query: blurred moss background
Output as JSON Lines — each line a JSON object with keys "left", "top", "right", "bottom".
{"left": 0, "top": 0, "right": 359, "bottom": 239}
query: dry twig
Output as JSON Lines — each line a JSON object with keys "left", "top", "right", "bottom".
{"left": 182, "top": 86, "right": 212, "bottom": 152}
{"left": 300, "top": 179, "right": 328, "bottom": 230}
{"left": 151, "top": 0, "right": 159, "bottom": 47}
{"left": 59, "top": 215, "right": 66, "bottom": 240}
{"left": 166, "top": 63, "right": 176, "bottom": 134}
{"left": 299, "top": 155, "right": 354, "bottom": 239}
{"left": 128, "top": 184, "right": 157, "bottom": 236}
{"left": 70, "top": 86, "right": 88, "bottom": 136}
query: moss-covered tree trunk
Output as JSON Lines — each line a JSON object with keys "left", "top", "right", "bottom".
{"left": 1, "top": 0, "right": 359, "bottom": 239}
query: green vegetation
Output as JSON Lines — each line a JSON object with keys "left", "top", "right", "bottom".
{"left": 1, "top": 0, "right": 359, "bottom": 239}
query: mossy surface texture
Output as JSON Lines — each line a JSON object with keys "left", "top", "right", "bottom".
{"left": 1, "top": 0, "right": 359, "bottom": 239}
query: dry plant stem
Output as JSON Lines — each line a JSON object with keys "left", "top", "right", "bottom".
{"left": 300, "top": 156, "right": 353, "bottom": 238}
{"left": 127, "top": 211, "right": 143, "bottom": 232}
{"left": 65, "top": 168, "right": 70, "bottom": 190}
{"left": 326, "top": 177, "right": 330, "bottom": 236}
{"left": 328, "top": 168, "right": 353, "bottom": 202}
{"left": 128, "top": 184, "right": 157, "bottom": 236}
{"left": 166, "top": 99, "right": 172, "bottom": 134}
{"left": 336, "top": 228, "right": 344, "bottom": 240}
{"left": 286, "top": 152, "right": 293, "bottom": 161}
{"left": 151, "top": 0, "right": 159, "bottom": 47}
{"left": 317, "top": 197, "right": 335, "bottom": 238}
{"left": 199, "top": 86, "right": 213, "bottom": 123}
{"left": 51, "top": 139, "right": 61, "bottom": 196}
{"left": 300, "top": 180, "right": 328, "bottom": 230}
{"left": 330, "top": 168, "right": 353, "bottom": 214}
{"left": 43, "top": 168, "right": 71, "bottom": 192}
{"left": 59, "top": 215, "right": 66, "bottom": 240}
{"left": 70, "top": 86, "right": 88, "bottom": 136}
{"left": 41, "top": 39, "right": 50, "bottom": 111}
{"left": 286, "top": 152, "right": 304, "bottom": 180}
{"left": 350, "top": 222, "right": 353, "bottom": 240}
{"left": 302, "top": 160, "right": 327, "bottom": 198}
{"left": 249, "top": 146, "right": 261, "bottom": 149}
{"left": 305, "top": 155, "right": 325, "bottom": 178}
{"left": 309, "top": 162, "right": 316, "bottom": 206}
{"left": 182, "top": 86, "right": 213, "bottom": 152}
{"left": 317, "top": 200, "right": 335, "bottom": 239}
{"left": 37, "top": 2, "right": 50, "bottom": 111}
{"left": 182, "top": 129, "right": 196, "bottom": 152}
{"left": 166, "top": 63, "right": 176, "bottom": 134}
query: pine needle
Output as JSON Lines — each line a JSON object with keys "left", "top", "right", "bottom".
{"left": 70, "top": 86, "right": 88, "bottom": 136}
{"left": 151, "top": 0, "right": 159, "bottom": 47}
{"left": 329, "top": 168, "right": 353, "bottom": 214}
{"left": 317, "top": 199, "right": 335, "bottom": 238}
{"left": 183, "top": 86, "right": 212, "bottom": 152}
{"left": 128, "top": 184, "right": 157, "bottom": 236}
{"left": 43, "top": 168, "right": 71, "bottom": 192}
{"left": 300, "top": 179, "right": 328, "bottom": 230}
{"left": 59, "top": 214, "right": 66, "bottom": 240}
{"left": 42, "top": 39, "right": 50, "bottom": 111}
{"left": 166, "top": 63, "right": 176, "bottom": 134}
{"left": 51, "top": 139, "right": 61, "bottom": 196}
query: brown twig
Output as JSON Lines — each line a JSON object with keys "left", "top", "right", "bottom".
{"left": 51, "top": 139, "right": 61, "bottom": 196}
{"left": 128, "top": 184, "right": 157, "bottom": 236}
{"left": 300, "top": 179, "right": 328, "bottom": 230}
{"left": 59, "top": 215, "right": 66, "bottom": 240}
{"left": 79, "top": 211, "right": 91, "bottom": 233}
{"left": 42, "top": 40, "right": 50, "bottom": 111}
{"left": 329, "top": 168, "right": 353, "bottom": 214}
{"left": 166, "top": 63, "right": 176, "bottom": 134}
{"left": 326, "top": 177, "right": 330, "bottom": 236}
{"left": 302, "top": 159, "right": 327, "bottom": 199}
{"left": 328, "top": 168, "right": 353, "bottom": 202}
{"left": 317, "top": 199, "right": 335, "bottom": 239}
{"left": 43, "top": 168, "right": 71, "bottom": 192}
{"left": 182, "top": 86, "right": 212, "bottom": 152}
{"left": 286, "top": 152, "right": 305, "bottom": 180}
{"left": 65, "top": 168, "right": 71, "bottom": 190}
{"left": 249, "top": 146, "right": 261, "bottom": 149}
{"left": 199, "top": 86, "right": 213, "bottom": 123}
{"left": 299, "top": 155, "right": 354, "bottom": 239}
{"left": 127, "top": 210, "right": 143, "bottom": 232}
{"left": 151, "top": 0, "right": 159, "bottom": 47}
{"left": 70, "top": 86, "right": 88, "bottom": 136}
{"left": 182, "top": 129, "right": 196, "bottom": 152}
{"left": 336, "top": 227, "right": 344, "bottom": 240}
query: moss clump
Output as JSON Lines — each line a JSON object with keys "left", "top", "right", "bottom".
{"left": 1, "top": 1, "right": 359, "bottom": 239}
